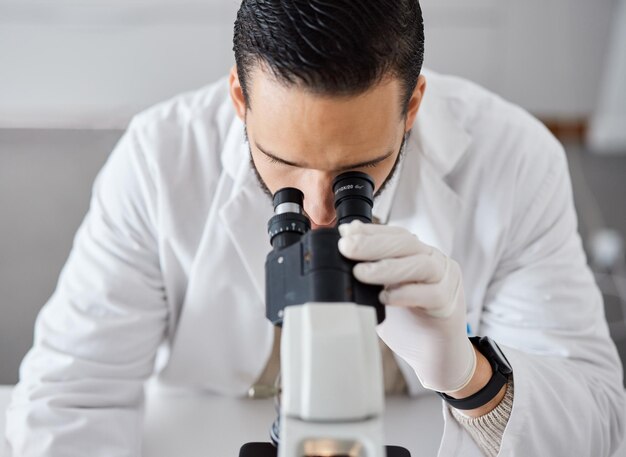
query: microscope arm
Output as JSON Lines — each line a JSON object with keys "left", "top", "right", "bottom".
{"left": 278, "top": 302, "right": 386, "bottom": 457}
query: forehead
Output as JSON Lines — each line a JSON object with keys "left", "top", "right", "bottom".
{"left": 245, "top": 68, "right": 404, "bottom": 158}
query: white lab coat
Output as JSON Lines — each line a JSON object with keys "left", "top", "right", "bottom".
{"left": 6, "top": 70, "right": 625, "bottom": 456}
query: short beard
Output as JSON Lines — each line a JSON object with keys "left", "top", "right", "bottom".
{"left": 245, "top": 126, "right": 408, "bottom": 203}
{"left": 245, "top": 126, "right": 274, "bottom": 200}
{"left": 373, "top": 132, "right": 408, "bottom": 199}
{"left": 249, "top": 153, "right": 274, "bottom": 200}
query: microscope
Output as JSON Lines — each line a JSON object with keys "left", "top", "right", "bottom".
{"left": 239, "top": 171, "right": 411, "bottom": 457}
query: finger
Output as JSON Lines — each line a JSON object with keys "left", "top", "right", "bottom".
{"left": 353, "top": 251, "right": 446, "bottom": 285}
{"left": 338, "top": 220, "right": 407, "bottom": 237}
{"left": 379, "top": 282, "right": 456, "bottom": 318}
{"left": 338, "top": 231, "right": 432, "bottom": 261}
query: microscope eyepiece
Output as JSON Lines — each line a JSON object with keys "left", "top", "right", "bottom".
{"left": 272, "top": 187, "right": 304, "bottom": 215}
{"left": 268, "top": 187, "right": 310, "bottom": 249}
{"left": 333, "top": 171, "right": 375, "bottom": 225}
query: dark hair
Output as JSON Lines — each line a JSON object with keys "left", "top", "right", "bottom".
{"left": 233, "top": 0, "right": 425, "bottom": 115}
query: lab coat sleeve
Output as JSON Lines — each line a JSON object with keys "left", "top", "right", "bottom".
{"left": 444, "top": 134, "right": 625, "bottom": 456}
{"left": 5, "top": 119, "right": 168, "bottom": 456}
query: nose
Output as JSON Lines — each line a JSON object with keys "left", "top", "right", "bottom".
{"left": 302, "top": 172, "right": 336, "bottom": 229}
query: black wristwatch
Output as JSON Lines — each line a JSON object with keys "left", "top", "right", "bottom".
{"left": 437, "top": 336, "right": 512, "bottom": 410}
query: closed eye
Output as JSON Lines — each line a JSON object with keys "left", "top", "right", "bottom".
{"left": 256, "top": 142, "right": 394, "bottom": 171}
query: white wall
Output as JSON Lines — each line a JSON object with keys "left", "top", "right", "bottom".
{"left": 0, "top": 1, "right": 239, "bottom": 129}
{"left": 0, "top": 129, "right": 120, "bottom": 385}
{"left": 421, "top": 0, "right": 614, "bottom": 117}
{"left": 588, "top": 0, "right": 626, "bottom": 154}
{"left": 0, "top": 0, "right": 615, "bottom": 129}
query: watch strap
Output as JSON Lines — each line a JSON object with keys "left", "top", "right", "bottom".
{"left": 437, "top": 336, "right": 511, "bottom": 410}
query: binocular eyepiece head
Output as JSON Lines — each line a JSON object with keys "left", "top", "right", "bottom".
{"left": 265, "top": 170, "right": 384, "bottom": 325}
{"left": 268, "top": 171, "right": 375, "bottom": 248}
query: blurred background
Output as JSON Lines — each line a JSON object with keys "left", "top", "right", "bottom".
{"left": 1, "top": 0, "right": 625, "bottom": 386}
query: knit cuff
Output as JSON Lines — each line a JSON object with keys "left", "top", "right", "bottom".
{"left": 448, "top": 379, "right": 514, "bottom": 457}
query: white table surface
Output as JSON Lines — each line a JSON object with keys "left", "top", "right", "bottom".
{"left": 4, "top": 383, "right": 626, "bottom": 456}
{"left": 0, "top": 387, "right": 10, "bottom": 457}
{"left": 1, "top": 384, "right": 444, "bottom": 457}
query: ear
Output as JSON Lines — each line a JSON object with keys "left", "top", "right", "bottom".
{"left": 229, "top": 65, "right": 247, "bottom": 121}
{"left": 404, "top": 74, "right": 427, "bottom": 133}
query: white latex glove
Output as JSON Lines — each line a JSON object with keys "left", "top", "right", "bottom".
{"left": 338, "top": 220, "right": 476, "bottom": 394}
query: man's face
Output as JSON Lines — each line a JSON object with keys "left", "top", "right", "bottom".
{"left": 230, "top": 66, "right": 424, "bottom": 228}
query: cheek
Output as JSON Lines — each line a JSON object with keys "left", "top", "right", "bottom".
{"left": 370, "top": 168, "right": 390, "bottom": 193}
{"left": 354, "top": 161, "right": 396, "bottom": 194}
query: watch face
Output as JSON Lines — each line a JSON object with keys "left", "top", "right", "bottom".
{"left": 484, "top": 337, "right": 513, "bottom": 374}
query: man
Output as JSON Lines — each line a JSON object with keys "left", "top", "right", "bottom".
{"left": 6, "top": 1, "right": 625, "bottom": 456}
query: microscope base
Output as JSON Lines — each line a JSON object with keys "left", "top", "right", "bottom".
{"left": 239, "top": 442, "right": 411, "bottom": 456}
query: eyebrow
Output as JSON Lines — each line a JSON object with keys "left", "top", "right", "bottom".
{"left": 255, "top": 142, "right": 394, "bottom": 172}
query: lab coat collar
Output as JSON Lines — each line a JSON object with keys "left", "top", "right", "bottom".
{"left": 416, "top": 69, "right": 471, "bottom": 177}
{"left": 219, "top": 161, "right": 274, "bottom": 301}
{"left": 372, "top": 75, "right": 471, "bottom": 232}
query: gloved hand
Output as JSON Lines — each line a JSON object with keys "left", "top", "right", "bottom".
{"left": 338, "top": 220, "right": 476, "bottom": 394}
